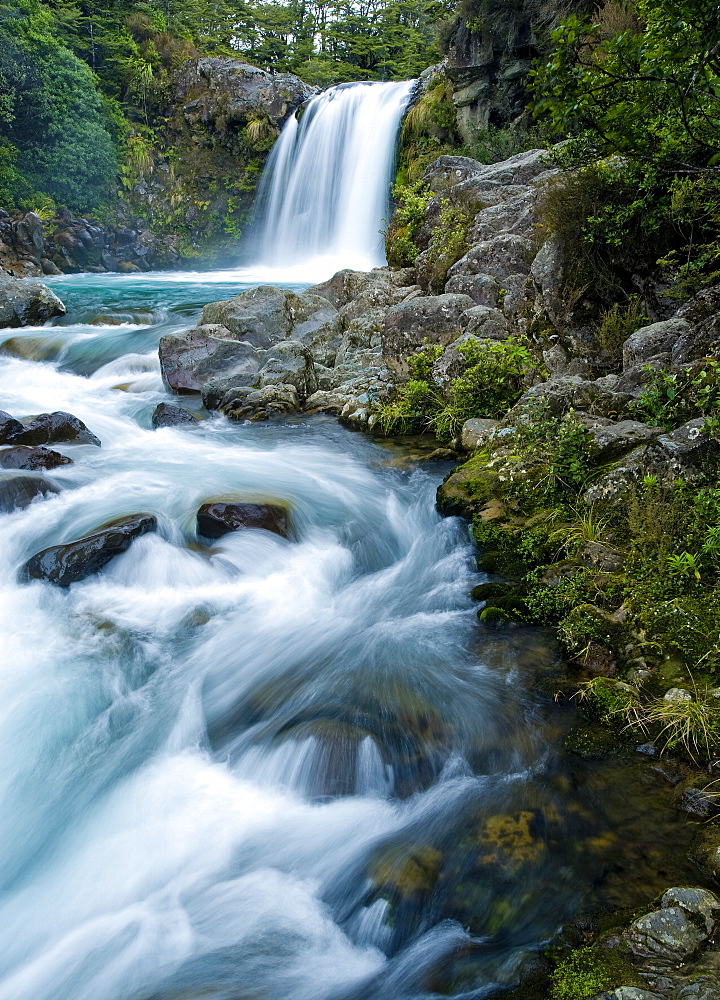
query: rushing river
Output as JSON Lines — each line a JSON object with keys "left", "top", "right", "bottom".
{"left": 0, "top": 273, "right": 700, "bottom": 1000}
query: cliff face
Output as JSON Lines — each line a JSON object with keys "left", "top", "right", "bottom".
{"left": 443, "top": 0, "right": 589, "bottom": 141}
{"left": 118, "top": 59, "right": 317, "bottom": 266}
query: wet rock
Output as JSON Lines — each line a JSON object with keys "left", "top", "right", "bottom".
{"left": 11, "top": 411, "right": 101, "bottom": 447}
{"left": 0, "top": 410, "right": 23, "bottom": 443}
{"left": 197, "top": 501, "right": 289, "bottom": 539}
{"left": 22, "top": 513, "right": 157, "bottom": 586}
{"left": 0, "top": 271, "right": 66, "bottom": 327}
{"left": 200, "top": 285, "right": 292, "bottom": 348}
{"left": 622, "top": 319, "right": 692, "bottom": 370}
{"left": 215, "top": 383, "right": 300, "bottom": 421}
{"left": 660, "top": 887, "right": 720, "bottom": 933}
{"left": 624, "top": 887, "right": 717, "bottom": 964}
{"left": 674, "top": 787, "right": 720, "bottom": 820}
{"left": 160, "top": 326, "right": 261, "bottom": 394}
{"left": 0, "top": 475, "right": 59, "bottom": 512}
{"left": 0, "top": 446, "right": 72, "bottom": 470}
{"left": 591, "top": 990, "right": 663, "bottom": 1000}
{"left": 689, "top": 826, "right": 720, "bottom": 883}
{"left": 151, "top": 403, "right": 198, "bottom": 428}
{"left": 461, "top": 418, "right": 499, "bottom": 450}
{"left": 381, "top": 293, "right": 475, "bottom": 376}
{"left": 257, "top": 340, "right": 317, "bottom": 396}
{"left": 676, "top": 977, "right": 720, "bottom": 1000}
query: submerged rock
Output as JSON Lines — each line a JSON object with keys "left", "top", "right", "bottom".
{"left": 197, "top": 501, "right": 289, "bottom": 539}
{"left": 22, "top": 513, "right": 157, "bottom": 586}
{"left": 0, "top": 475, "right": 59, "bottom": 512}
{"left": 151, "top": 403, "right": 198, "bottom": 428}
{"left": 11, "top": 411, "right": 101, "bottom": 447}
{"left": 0, "top": 446, "right": 73, "bottom": 470}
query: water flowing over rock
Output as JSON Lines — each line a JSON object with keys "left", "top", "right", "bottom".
{"left": 0, "top": 446, "right": 72, "bottom": 471}
{"left": 10, "top": 411, "right": 101, "bottom": 447}
{"left": 251, "top": 80, "right": 415, "bottom": 276}
{"left": 0, "top": 474, "right": 59, "bottom": 511}
{"left": 197, "top": 501, "right": 289, "bottom": 539}
{"left": 0, "top": 271, "right": 66, "bottom": 327}
{"left": 22, "top": 513, "right": 158, "bottom": 586}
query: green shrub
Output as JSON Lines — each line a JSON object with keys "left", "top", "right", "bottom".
{"left": 514, "top": 403, "right": 595, "bottom": 501}
{"left": 630, "top": 361, "right": 720, "bottom": 430}
{"left": 596, "top": 295, "right": 648, "bottom": 357}
{"left": 385, "top": 179, "right": 431, "bottom": 267}
{"left": 423, "top": 198, "right": 472, "bottom": 292}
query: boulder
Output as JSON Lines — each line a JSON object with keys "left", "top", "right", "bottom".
{"left": 0, "top": 271, "right": 66, "bottom": 327}
{"left": 160, "top": 328, "right": 262, "bottom": 394}
{"left": 530, "top": 238, "right": 564, "bottom": 324}
{"left": 657, "top": 418, "right": 719, "bottom": 464}
{"left": 212, "top": 383, "right": 300, "bottom": 421}
{"left": 197, "top": 501, "right": 289, "bottom": 539}
{"left": 591, "top": 991, "right": 663, "bottom": 1000}
{"left": 0, "top": 410, "right": 23, "bottom": 443}
{"left": 0, "top": 446, "right": 72, "bottom": 470}
{"left": 623, "top": 319, "right": 692, "bottom": 370}
{"left": 0, "top": 475, "right": 59, "bottom": 512}
{"left": 10, "top": 411, "right": 101, "bottom": 447}
{"left": 581, "top": 418, "right": 664, "bottom": 462}
{"left": 514, "top": 377, "right": 630, "bottom": 418}
{"left": 461, "top": 305, "right": 508, "bottom": 340}
{"left": 151, "top": 403, "right": 198, "bottom": 428}
{"left": 173, "top": 58, "right": 316, "bottom": 131}
{"left": 624, "top": 886, "right": 718, "bottom": 964}
{"left": 381, "top": 293, "right": 475, "bottom": 375}
{"left": 22, "top": 513, "right": 157, "bottom": 586}
{"left": 257, "top": 340, "right": 317, "bottom": 396}
{"left": 447, "top": 233, "right": 531, "bottom": 283}
{"left": 461, "top": 418, "right": 499, "bottom": 450}
{"left": 444, "top": 273, "right": 500, "bottom": 306}
{"left": 200, "top": 285, "right": 291, "bottom": 348}
{"left": 286, "top": 293, "right": 342, "bottom": 366}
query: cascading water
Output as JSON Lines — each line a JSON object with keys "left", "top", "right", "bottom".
{"left": 0, "top": 273, "right": 699, "bottom": 1000}
{"left": 247, "top": 80, "right": 415, "bottom": 281}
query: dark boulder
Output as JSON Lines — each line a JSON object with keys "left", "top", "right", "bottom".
{"left": 22, "top": 513, "right": 157, "bottom": 586}
{"left": 0, "top": 475, "right": 59, "bottom": 512}
{"left": 0, "top": 446, "right": 73, "bottom": 470}
{"left": 197, "top": 501, "right": 289, "bottom": 539}
{"left": 151, "top": 403, "right": 198, "bottom": 428}
{"left": 11, "top": 411, "right": 101, "bottom": 447}
{"left": 0, "top": 410, "right": 23, "bottom": 443}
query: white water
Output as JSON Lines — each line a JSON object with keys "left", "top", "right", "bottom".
{"left": 245, "top": 80, "right": 415, "bottom": 283}
{"left": 0, "top": 276, "right": 616, "bottom": 1000}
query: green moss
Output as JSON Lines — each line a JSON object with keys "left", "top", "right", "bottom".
{"left": 550, "top": 945, "right": 643, "bottom": 1000}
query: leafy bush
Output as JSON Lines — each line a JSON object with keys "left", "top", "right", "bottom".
{"left": 422, "top": 199, "right": 472, "bottom": 292}
{"left": 630, "top": 361, "right": 720, "bottom": 430}
{"left": 385, "top": 179, "right": 431, "bottom": 267}
{"left": 514, "top": 402, "right": 594, "bottom": 500}
{"left": 376, "top": 338, "right": 536, "bottom": 440}
{"left": 596, "top": 295, "right": 648, "bottom": 358}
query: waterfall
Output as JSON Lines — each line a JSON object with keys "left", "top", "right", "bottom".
{"left": 247, "top": 80, "right": 415, "bottom": 282}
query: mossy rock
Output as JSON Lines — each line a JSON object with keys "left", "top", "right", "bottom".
{"left": 550, "top": 944, "right": 645, "bottom": 1000}
{"left": 436, "top": 452, "right": 506, "bottom": 517}
{"left": 478, "top": 605, "right": 513, "bottom": 624}
{"left": 564, "top": 723, "right": 622, "bottom": 759}
{"left": 470, "top": 581, "right": 516, "bottom": 602}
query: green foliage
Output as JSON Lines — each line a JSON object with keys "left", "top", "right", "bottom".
{"left": 0, "top": 0, "right": 118, "bottom": 210}
{"left": 464, "top": 120, "right": 545, "bottom": 165}
{"left": 630, "top": 361, "right": 720, "bottom": 430}
{"left": 514, "top": 402, "right": 594, "bottom": 500}
{"left": 422, "top": 198, "right": 472, "bottom": 293}
{"left": 376, "top": 337, "right": 536, "bottom": 441}
{"left": 385, "top": 179, "right": 431, "bottom": 267}
{"left": 596, "top": 295, "right": 647, "bottom": 357}
{"left": 531, "top": 1, "right": 720, "bottom": 172}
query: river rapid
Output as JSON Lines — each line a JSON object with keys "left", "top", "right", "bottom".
{"left": 0, "top": 272, "right": 699, "bottom": 1000}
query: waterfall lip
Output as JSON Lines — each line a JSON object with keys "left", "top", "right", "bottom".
{"left": 245, "top": 78, "right": 416, "bottom": 282}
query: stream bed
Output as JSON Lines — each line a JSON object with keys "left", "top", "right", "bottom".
{"left": 0, "top": 272, "right": 703, "bottom": 1000}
